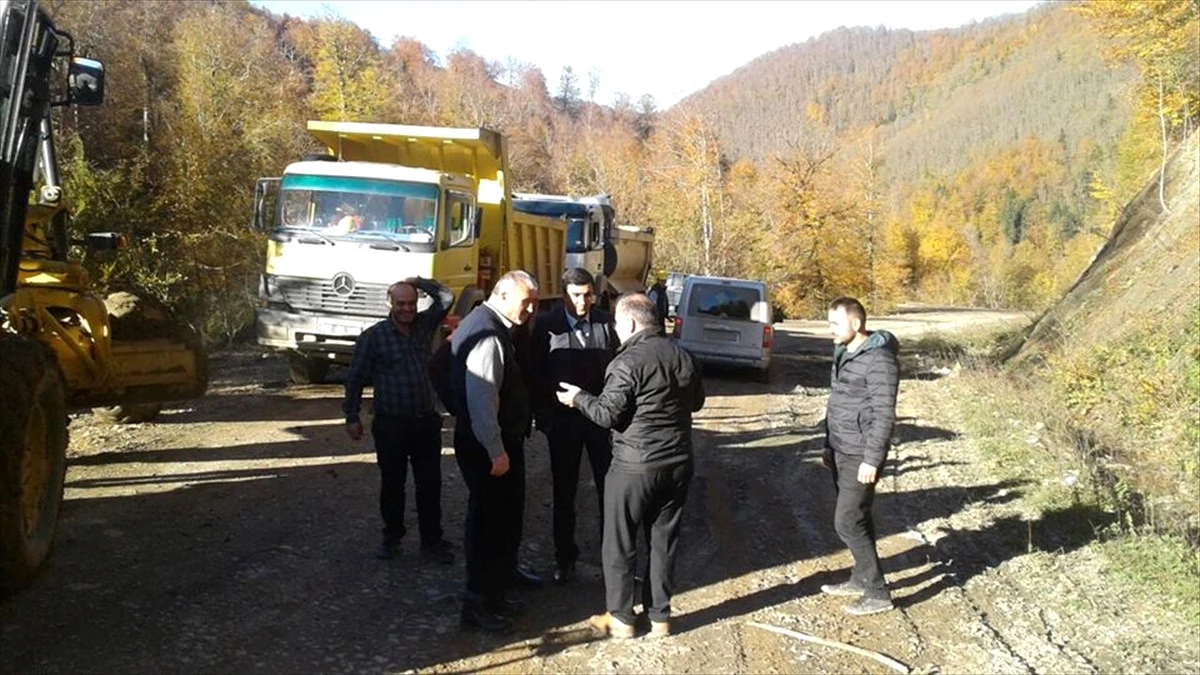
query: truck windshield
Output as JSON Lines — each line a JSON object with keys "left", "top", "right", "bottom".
{"left": 565, "top": 218, "right": 587, "bottom": 253}
{"left": 277, "top": 174, "right": 439, "bottom": 248}
{"left": 513, "top": 200, "right": 590, "bottom": 253}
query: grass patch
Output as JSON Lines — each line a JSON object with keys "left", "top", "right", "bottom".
{"left": 1102, "top": 533, "right": 1200, "bottom": 625}
{"left": 909, "top": 318, "right": 1200, "bottom": 624}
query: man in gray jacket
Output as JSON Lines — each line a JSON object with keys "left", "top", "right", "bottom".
{"left": 821, "top": 296, "right": 899, "bottom": 616}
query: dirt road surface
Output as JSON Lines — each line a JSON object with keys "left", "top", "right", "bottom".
{"left": 2, "top": 309, "right": 1195, "bottom": 674}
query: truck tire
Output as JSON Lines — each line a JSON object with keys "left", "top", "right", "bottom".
{"left": 0, "top": 334, "right": 68, "bottom": 597}
{"left": 93, "top": 291, "right": 208, "bottom": 423}
{"left": 288, "top": 354, "right": 330, "bottom": 385}
{"left": 602, "top": 240, "right": 618, "bottom": 277}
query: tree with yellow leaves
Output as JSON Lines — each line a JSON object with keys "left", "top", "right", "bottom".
{"left": 1076, "top": 1, "right": 1199, "bottom": 212}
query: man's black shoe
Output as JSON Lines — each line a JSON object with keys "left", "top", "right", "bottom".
{"left": 420, "top": 541, "right": 454, "bottom": 565}
{"left": 375, "top": 539, "right": 401, "bottom": 560}
{"left": 553, "top": 562, "right": 577, "bottom": 585}
{"left": 460, "top": 603, "right": 513, "bottom": 633}
{"left": 485, "top": 594, "right": 525, "bottom": 618}
{"left": 510, "top": 564, "right": 543, "bottom": 588}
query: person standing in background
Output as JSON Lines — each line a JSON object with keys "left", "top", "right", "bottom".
{"left": 647, "top": 273, "right": 669, "bottom": 327}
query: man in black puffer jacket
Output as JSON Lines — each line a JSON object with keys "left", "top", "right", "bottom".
{"left": 820, "top": 296, "right": 899, "bottom": 616}
{"left": 557, "top": 293, "right": 705, "bottom": 640}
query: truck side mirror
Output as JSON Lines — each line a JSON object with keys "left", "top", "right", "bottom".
{"left": 67, "top": 58, "right": 104, "bottom": 107}
{"left": 254, "top": 177, "right": 281, "bottom": 230}
{"left": 472, "top": 208, "right": 482, "bottom": 238}
{"left": 75, "top": 232, "right": 124, "bottom": 251}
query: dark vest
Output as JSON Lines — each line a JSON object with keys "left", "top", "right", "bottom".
{"left": 450, "top": 303, "right": 530, "bottom": 441}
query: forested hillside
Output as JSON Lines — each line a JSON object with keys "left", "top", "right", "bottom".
{"left": 45, "top": 0, "right": 1196, "bottom": 342}
{"left": 682, "top": 7, "right": 1135, "bottom": 183}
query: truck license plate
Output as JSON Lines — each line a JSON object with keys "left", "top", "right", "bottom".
{"left": 317, "top": 320, "right": 361, "bottom": 336}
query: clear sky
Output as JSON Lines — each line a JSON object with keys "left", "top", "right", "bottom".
{"left": 250, "top": 0, "right": 1045, "bottom": 108}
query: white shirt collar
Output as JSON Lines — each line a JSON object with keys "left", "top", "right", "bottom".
{"left": 564, "top": 307, "right": 589, "bottom": 330}
{"left": 483, "top": 300, "right": 516, "bottom": 329}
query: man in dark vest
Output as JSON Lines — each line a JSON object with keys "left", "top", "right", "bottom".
{"left": 531, "top": 268, "right": 618, "bottom": 585}
{"left": 449, "top": 270, "right": 539, "bottom": 633}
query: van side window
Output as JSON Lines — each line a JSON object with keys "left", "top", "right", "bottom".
{"left": 443, "top": 192, "right": 476, "bottom": 248}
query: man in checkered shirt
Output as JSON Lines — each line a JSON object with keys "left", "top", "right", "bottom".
{"left": 343, "top": 277, "right": 456, "bottom": 564}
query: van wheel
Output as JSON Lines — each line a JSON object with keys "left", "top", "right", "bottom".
{"left": 289, "top": 355, "right": 330, "bottom": 385}
{"left": 755, "top": 366, "right": 772, "bottom": 384}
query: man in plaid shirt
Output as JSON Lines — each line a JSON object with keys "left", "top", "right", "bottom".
{"left": 343, "top": 276, "right": 456, "bottom": 564}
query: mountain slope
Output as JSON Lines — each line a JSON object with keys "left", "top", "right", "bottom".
{"left": 679, "top": 3, "right": 1138, "bottom": 184}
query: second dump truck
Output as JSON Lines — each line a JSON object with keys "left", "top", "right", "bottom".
{"left": 253, "top": 122, "right": 566, "bottom": 384}
{"left": 512, "top": 192, "right": 655, "bottom": 308}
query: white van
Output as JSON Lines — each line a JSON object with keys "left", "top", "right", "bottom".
{"left": 671, "top": 275, "right": 773, "bottom": 381}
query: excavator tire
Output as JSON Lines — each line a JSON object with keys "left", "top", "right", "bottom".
{"left": 92, "top": 291, "right": 207, "bottom": 424}
{"left": 0, "top": 334, "right": 68, "bottom": 597}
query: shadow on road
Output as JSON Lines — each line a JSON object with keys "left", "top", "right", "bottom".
{"left": 3, "top": 338, "right": 1056, "bottom": 674}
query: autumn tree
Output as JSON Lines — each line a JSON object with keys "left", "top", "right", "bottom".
{"left": 555, "top": 65, "right": 581, "bottom": 118}
{"left": 1076, "top": 1, "right": 1200, "bottom": 212}
{"left": 303, "top": 15, "right": 389, "bottom": 121}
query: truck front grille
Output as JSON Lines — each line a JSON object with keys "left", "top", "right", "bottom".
{"left": 277, "top": 276, "right": 388, "bottom": 316}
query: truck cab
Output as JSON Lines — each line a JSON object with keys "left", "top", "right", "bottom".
{"left": 512, "top": 192, "right": 611, "bottom": 286}
{"left": 511, "top": 192, "right": 654, "bottom": 307}
{"left": 253, "top": 122, "right": 564, "bottom": 384}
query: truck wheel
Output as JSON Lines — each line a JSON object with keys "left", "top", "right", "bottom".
{"left": 288, "top": 355, "right": 330, "bottom": 385}
{"left": 92, "top": 403, "right": 163, "bottom": 424}
{"left": 0, "top": 335, "right": 69, "bottom": 597}
{"left": 94, "top": 291, "right": 208, "bottom": 423}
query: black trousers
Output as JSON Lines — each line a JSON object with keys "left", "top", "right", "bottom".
{"left": 602, "top": 461, "right": 692, "bottom": 625}
{"left": 831, "top": 451, "right": 889, "bottom": 599}
{"left": 454, "top": 422, "right": 525, "bottom": 599}
{"left": 546, "top": 411, "right": 612, "bottom": 567}
{"left": 372, "top": 413, "right": 444, "bottom": 546}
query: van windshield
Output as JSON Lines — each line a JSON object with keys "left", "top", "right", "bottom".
{"left": 277, "top": 174, "right": 439, "bottom": 249}
{"left": 688, "top": 283, "right": 761, "bottom": 321}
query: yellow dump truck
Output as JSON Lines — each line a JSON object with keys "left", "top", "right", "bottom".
{"left": 511, "top": 193, "right": 655, "bottom": 308}
{"left": 253, "top": 122, "right": 566, "bottom": 384}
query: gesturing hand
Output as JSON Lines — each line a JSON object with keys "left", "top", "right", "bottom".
{"left": 556, "top": 382, "right": 582, "bottom": 407}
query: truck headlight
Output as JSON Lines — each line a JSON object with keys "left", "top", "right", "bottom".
{"left": 261, "top": 274, "right": 281, "bottom": 300}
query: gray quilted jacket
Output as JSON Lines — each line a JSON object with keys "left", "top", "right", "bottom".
{"left": 824, "top": 330, "right": 899, "bottom": 467}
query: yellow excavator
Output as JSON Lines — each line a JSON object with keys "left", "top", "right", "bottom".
{"left": 0, "top": 0, "right": 207, "bottom": 595}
